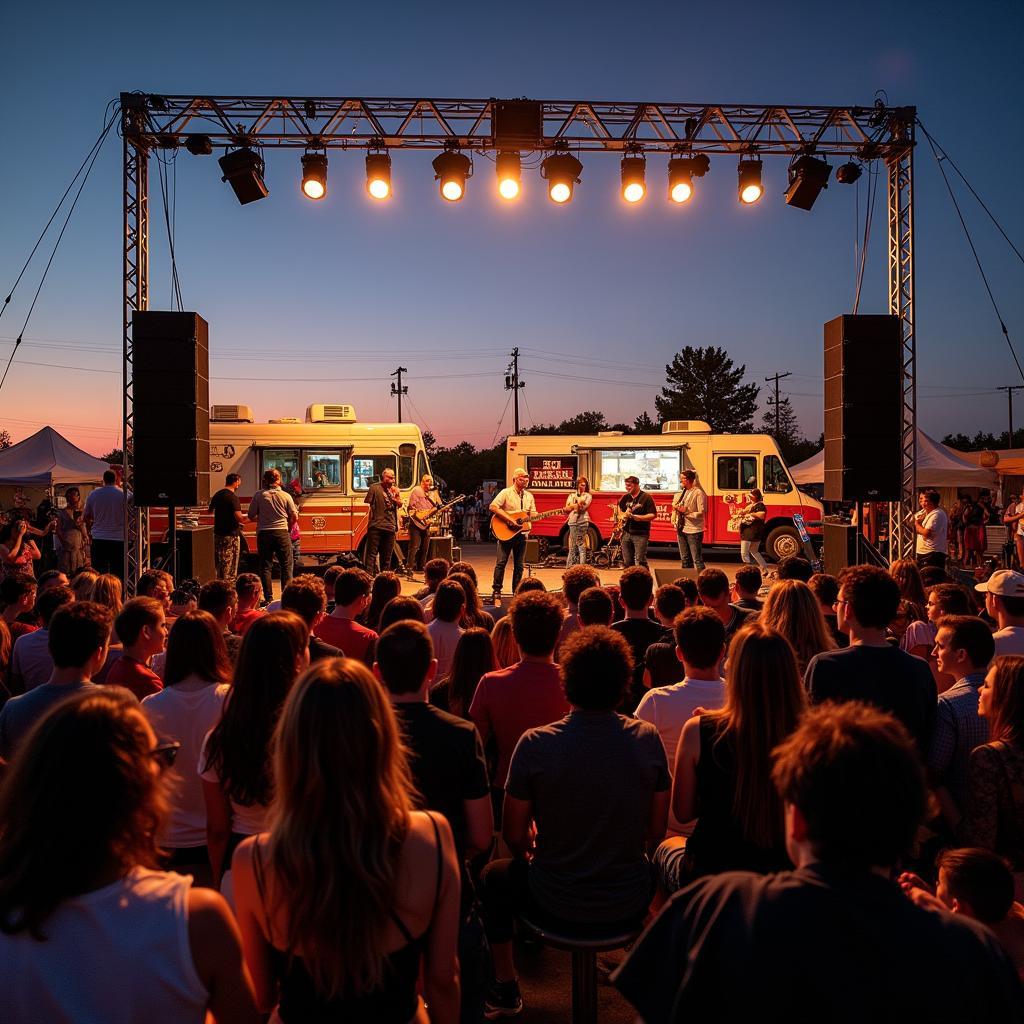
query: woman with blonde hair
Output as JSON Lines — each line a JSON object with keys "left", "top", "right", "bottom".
{"left": 889, "top": 558, "right": 928, "bottom": 623}
{"left": 233, "top": 658, "right": 461, "bottom": 1022}
{"left": 667, "top": 622, "right": 806, "bottom": 886}
{"left": 90, "top": 573, "right": 123, "bottom": 618}
{"left": 760, "top": 579, "right": 836, "bottom": 673}
{"left": 0, "top": 688, "right": 259, "bottom": 1022}
{"left": 490, "top": 615, "right": 520, "bottom": 668}
{"left": 70, "top": 568, "right": 100, "bottom": 602}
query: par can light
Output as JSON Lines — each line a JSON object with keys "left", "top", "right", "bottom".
{"left": 496, "top": 151, "right": 522, "bottom": 200}
{"left": 621, "top": 155, "right": 646, "bottom": 203}
{"left": 366, "top": 152, "right": 392, "bottom": 200}
{"left": 301, "top": 153, "right": 328, "bottom": 201}
{"left": 432, "top": 151, "right": 472, "bottom": 202}
{"left": 737, "top": 158, "right": 764, "bottom": 205}
{"left": 541, "top": 152, "right": 583, "bottom": 204}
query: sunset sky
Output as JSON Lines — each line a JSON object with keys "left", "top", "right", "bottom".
{"left": 2, "top": 0, "right": 1022, "bottom": 456}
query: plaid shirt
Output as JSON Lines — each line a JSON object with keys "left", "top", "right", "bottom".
{"left": 927, "top": 671, "right": 990, "bottom": 809}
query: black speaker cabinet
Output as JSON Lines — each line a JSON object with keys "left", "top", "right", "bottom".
{"left": 654, "top": 566, "right": 698, "bottom": 587}
{"left": 131, "top": 311, "right": 211, "bottom": 507}
{"left": 824, "top": 315, "right": 903, "bottom": 502}
{"left": 823, "top": 521, "right": 859, "bottom": 576}
{"left": 153, "top": 527, "right": 215, "bottom": 584}
{"left": 427, "top": 536, "right": 454, "bottom": 562}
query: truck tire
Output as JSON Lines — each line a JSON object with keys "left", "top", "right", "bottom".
{"left": 765, "top": 525, "right": 802, "bottom": 563}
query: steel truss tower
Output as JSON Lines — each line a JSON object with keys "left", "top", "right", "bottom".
{"left": 120, "top": 94, "right": 918, "bottom": 586}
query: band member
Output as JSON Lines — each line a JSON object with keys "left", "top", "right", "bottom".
{"left": 405, "top": 474, "right": 439, "bottom": 575}
{"left": 490, "top": 468, "right": 536, "bottom": 599}
{"left": 672, "top": 469, "right": 707, "bottom": 570}
{"left": 565, "top": 476, "right": 593, "bottom": 567}
{"left": 364, "top": 468, "right": 400, "bottom": 576}
{"left": 618, "top": 475, "right": 656, "bottom": 568}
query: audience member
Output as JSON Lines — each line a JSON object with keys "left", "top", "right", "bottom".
{"left": 903, "top": 581, "right": 973, "bottom": 691}
{"left": 198, "top": 579, "right": 243, "bottom": 665}
{"left": 514, "top": 577, "right": 547, "bottom": 596}
{"left": 977, "top": 570, "right": 1024, "bottom": 656}
{"left": 928, "top": 615, "right": 995, "bottom": 828}
{"left": 105, "top": 597, "right": 166, "bottom": 700}
{"left": 612, "top": 566, "right": 665, "bottom": 708}
{"left": 450, "top": 571, "right": 495, "bottom": 632}
{"left": 578, "top": 585, "right": 615, "bottom": 627}
{"left": 675, "top": 577, "right": 700, "bottom": 608}
{"left": 0, "top": 688, "right": 259, "bottom": 1022}
{"left": 9, "top": 584, "right": 75, "bottom": 693}
{"left": 470, "top": 591, "right": 569, "bottom": 823}
{"left": 280, "top": 574, "right": 341, "bottom": 662}
{"left": 200, "top": 611, "right": 309, "bottom": 880}
{"left": 0, "top": 575, "right": 38, "bottom": 641}
{"left": 659, "top": 623, "right": 804, "bottom": 891}
{"left": 806, "top": 565, "right": 936, "bottom": 755}
{"left": 232, "top": 658, "right": 460, "bottom": 1022}
{"left": 614, "top": 702, "right": 1022, "bottom": 1021}
{"left": 808, "top": 572, "right": 848, "bottom": 648}
{"left": 0, "top": 601, "right": 111, "bottom": 759}
{"left": 230, "top": 573, "right": 265, "bottom": 635}
{"left": 427, "top": 579, "right": 466, "bottom": 679}
{"left": 54, "top": 486, "right": 89, "bottom": 575}
{"left": 696, "top": 568, "right": 753, "bottom": 646}
{"left": 652, "top": 583, "right": 688, "bottom": 640}
{"left": 416, "top": 557, "right": 451, "bottom": 619}
{"left": 556, "top": 565, "right": 601, "bottom": 656}
{"left": 760, "top": 579, "right": 836, "bottom": 673}
{"left": 377, "top": 595, "right": 427, "bottom": 632}
{"left": 168, "top": 587, "right": 198, "bottom": 619}
{"left": 70, "top": 568, "right": 99, "bottom": 602}
{"left": 322, "top": 564, "right": 344, "bottom": 614}
{"left": 890, "top": 557, "right": 929, "bottom": 622}
{"left": 0, "top": 517, "right": 42, "bottom": 581}
{"left": 731, "top": 565, "right": 763, "bottom": 612}
{"left": 489, "top": 615, "right": 520, "bottom": 668}
{"left": 36, "top": 568, "right": 68, "bottom": 595}
{"left": 430, "top": 626, "right": 497, "bottom": 719}
{"left": 136, "top": 569, "right": 171, "bottom": 611}
{"left": 142, "top": 609, "right": 232, "bottom": 885}
{"left": 314, "top": 568, "right": 378, "bottom": 666}
{"left": 960, "top": 655, "right": 1024, "bottom": 888}
{"left": 920, "top": 564, "right": 950, "bottom": 588}
{"left": 775, "top": 555, "right": 813, "bottom": 582}
{"left": 364, "top": 570, "right": 402, "bottom": 633}
{"left": 480, "top": 626, "right": 670, "bottom": 1017}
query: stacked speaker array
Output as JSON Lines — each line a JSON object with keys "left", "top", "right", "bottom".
{"left": 131, "top": 311, "right": 211, "bottom": 507}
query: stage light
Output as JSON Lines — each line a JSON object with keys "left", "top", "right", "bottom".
{"left": 366, "top": 153, "right": 392, "bottom": 199}
{"left": 301, "top": 153, "right": 328, "bottom": 200}
{"left": 218, "top": 147, "right": 269, "bottom": 205}
{"left": 496, "top": 151, "right": 522, "bottom": 200}
{"left": 784, "top": 154, "right": 832, "bottom": 211}
{"left": 541, "top": 152, "right": 583, "bottom": 204}
{"left": 836, "top": 160, "right": 863, "bottom": 185}
{"left": 432, "top": 150, "right": 472, "bottom": 202}
{"left": 184, "top": 135, "right": 213, "bottom": 156}
{"left": 737, "top": 158, "right": 763, "bottom": 204}
{"left": 621, "top": 154, "right": 646, "bottom": 203}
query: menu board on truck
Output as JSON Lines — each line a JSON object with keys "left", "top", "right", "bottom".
{"left": 526, "top": 456, "right": 578, "bottom": 490}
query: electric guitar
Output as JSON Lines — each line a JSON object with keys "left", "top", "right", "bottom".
{"left": 491, "top": 508, "right": 567, "bottom": 542}
{"left": 406, "top": 494, "right": 466, "bottom": 528}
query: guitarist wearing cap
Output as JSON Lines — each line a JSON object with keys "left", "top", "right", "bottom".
{"left": 405, "top": 474, "right": 439, "bottom": 574}
{"left": 490, "top": 468, "right": 536, "bottom": 599}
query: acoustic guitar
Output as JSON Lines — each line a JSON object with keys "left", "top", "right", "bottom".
{"left": 491, "top": 508, "right": 567, "bottom": 542}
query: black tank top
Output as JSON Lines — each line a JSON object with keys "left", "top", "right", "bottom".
{"left": 253, "top": 813, "right": 443, "bottom": 1023}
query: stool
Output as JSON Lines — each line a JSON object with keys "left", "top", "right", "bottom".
{"left": 518, "top": 915, "right": 643, "bottom": 1024}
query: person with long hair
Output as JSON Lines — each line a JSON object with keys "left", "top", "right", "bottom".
{"left": 449, "top": 571, "right": 494, "bottom": 632}
{"left": 0, "top": 688, "right": 259, "bottom": 1022}
{"left": 564, "top": 475, "right": 593, "bottom": 567}
{"left": 90, "top": 573, "right": 126, "bottom": 683}
{"left": 663, "top": 622, "right": 806, "bottom": 888}
{"left": 490, "top": 615, "right": 519, "bottom": 668}
{"left": 890, "top": 558, "right": 928, "bottom": 623}
{"left": 430, "top": 626, "right": 497, "bottom": 719}
{"left": 201, "top": 611, "right": 309, "bottom": 881}
{"left": 0, "top": 517, "right": 43, "bottom": 581}
{"left": 364, "top": 571, "right": 402, "bottom": 633}
{"left": 70, "top": 568, "right": 99, "bottom": 602}
{"left": 760, "top": 579, "right": 837, "bottom": 673}
{"left": 960, "top": 655, "right": 1024, "bottom": 890}
{"left": 232, "top": 658, "right": 461, "bottom": 1022}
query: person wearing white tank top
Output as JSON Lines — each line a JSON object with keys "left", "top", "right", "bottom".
{"left": 0, "top": 687, "right": 259, "bottom": 1024}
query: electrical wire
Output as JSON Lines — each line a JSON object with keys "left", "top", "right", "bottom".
{"left": 520, "top": 387, "right": 536, "bottom": 429}
{"left": 922, "top": 125, "right": 1024, "bottom": 384}
{"left": 490, "top": 391, "right": 513, "bottom": 448}
{"left": 852, "top": 160, "right": 879, "bottom": 314}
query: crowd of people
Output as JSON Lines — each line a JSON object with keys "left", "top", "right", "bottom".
{"left": 1, "top": 506, "right": 1024, "bottom": 1021}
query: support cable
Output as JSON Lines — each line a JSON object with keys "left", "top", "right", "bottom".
{"left": 853, "top": 161, "right": 879, "bottom": 314}
{"left": 490, "top": 392, "right": 514, "bottom": 448}
{"left": 921, "top": 125, "right": 1024, "bottom": 383}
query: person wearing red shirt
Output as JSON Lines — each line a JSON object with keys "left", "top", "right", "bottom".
{"left": 1, "top": 576, "right": 38, "bottom": 641}
{"left": 470, "top": 591, "right": 569, "bottom": 823}
{"left": 313, "top": 567, "right": 377, "bottom": 665}
{"left": 230, "top": 573, "right": 264, "bottom": 635}
{"left": 105, "top": 597, "right": 167, "bottom": 701}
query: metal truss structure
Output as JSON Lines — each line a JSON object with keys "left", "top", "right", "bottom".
{"left": 120, "top": 93, "right": 918, "bottom": 585}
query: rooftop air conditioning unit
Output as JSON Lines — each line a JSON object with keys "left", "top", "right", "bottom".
{"left": 268, "top": 418, "right": 302, "bottom": 424}
{"left": 210, "top": 404, "right": 255, "bottom": 423}
{"left": 306, "top": 403, "right": 357, "bottom": 424}
{"left": 662, "top": 420, "right": 712, "bottom": 433}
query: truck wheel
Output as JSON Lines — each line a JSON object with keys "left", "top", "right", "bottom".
{"left": 765, "top": 525, "right": 802, "bottom": 562}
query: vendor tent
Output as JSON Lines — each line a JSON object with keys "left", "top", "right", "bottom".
{"left": 0, "top": 427, "right": 110, "bottom": 487}
{"left": 789, "top": 430, "right": 998, "bottom": 490}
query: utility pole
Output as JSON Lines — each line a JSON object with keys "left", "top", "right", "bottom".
{"left": 390, "top": 366, "right": 408, "bottom": 422}
{"left": 505, "top": 348, "right": 525, "bottom": 435}
{"left": 997, "top": 386, "right": 1024, "bottom": 447}
{"left": 764, "top": 371, "right": 792, "bottom": 438}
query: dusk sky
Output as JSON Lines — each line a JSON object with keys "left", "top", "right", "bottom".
{"left": 2, "top": 0, "right": 1022, "bottom": 456}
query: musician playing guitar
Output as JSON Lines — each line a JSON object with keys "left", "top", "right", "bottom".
{"left": 405, "top": 473, "right": 439, "bottom": 576}
{"left": 363, "top": 467, "right": 400, "bottom": 577}
{"left": 617, "top": 475, "right": 657, "bottom": 568}
{"left": 489, "top": 467, "right": 536, "bottom": 599}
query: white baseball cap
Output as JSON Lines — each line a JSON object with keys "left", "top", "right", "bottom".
{"left": 975, "top": 569, "right": 1024, "bottom": 597}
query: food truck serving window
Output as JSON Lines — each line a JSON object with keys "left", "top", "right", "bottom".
{"left": 398, "top": 444, "right": 416, "bottom": 490}
{"left": 353, "top": 455, "right": 397, "bottom": 491}
{"left": 303, "top": 451, "right": 344, "bottom": 491}
{"left": 599, "top": 449, "right": 679, "bottom": 491}
{"left": 763, "top": 454, "right": 793, "bottom": 494}
{"left": 262, "top": 449, "right": 300, "bottom": 489}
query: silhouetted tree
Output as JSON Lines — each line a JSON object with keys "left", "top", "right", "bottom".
{"left": 655, "top": 346, "right": 759, "bottom": 433}
{"left": 633, "top": 411, "right": 658, "bottom": 434}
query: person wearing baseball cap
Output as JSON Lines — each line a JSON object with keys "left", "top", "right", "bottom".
{"left": 976, "top": 569, "right": 1024, "bottom": 656}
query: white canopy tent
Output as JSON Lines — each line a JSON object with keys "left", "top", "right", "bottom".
{"left": 789, "top": 431, "right": 998, "bottom": 491}
{"left": 0, "top": 427, "right": 110, "bottom": 488}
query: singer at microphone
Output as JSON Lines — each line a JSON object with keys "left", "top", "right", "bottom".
{"left": 364, "top": 467, "right": 400, "bottom": 576}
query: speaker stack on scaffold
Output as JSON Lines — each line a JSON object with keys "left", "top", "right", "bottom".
{"left": 131, "top": 312, "right": 211, "bottom": 507}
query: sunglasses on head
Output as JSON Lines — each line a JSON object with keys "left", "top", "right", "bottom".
{"left": 150, "top": 741, "right": 181, "bottom": 770}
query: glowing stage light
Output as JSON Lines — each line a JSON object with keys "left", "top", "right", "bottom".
{"left": 621, "top": 154, "right": 646, "bottom": 203}
{"left": 668, "top": 153, "right": 709, "bottom": 204}
{"left": 432, "top": 151, "right": 472, "bottom": 202}
{"left": 737, "top": 158, "right": 764, "bottom": 204}
{"left": 541, "top": 152, "right": 583, "bottom": 204}
{"left": 301, "top": 153, "right": 328, "bottom": 200}
{"left": 496, "top": 151, "right": 522, "bottom": 200}
{"left": 366, "top": 153, "right": 392, "bottom": 200}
